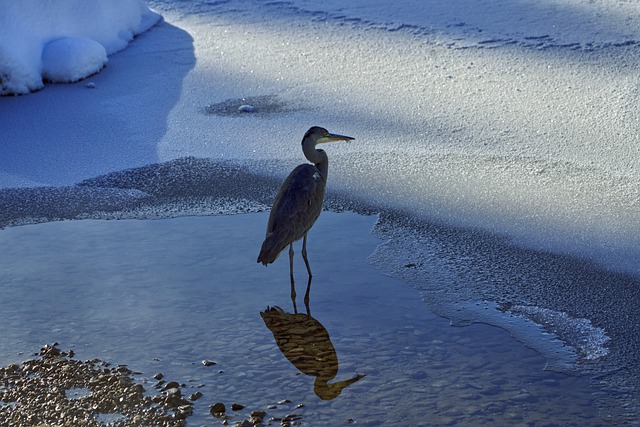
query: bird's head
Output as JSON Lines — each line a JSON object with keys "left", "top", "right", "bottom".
{"left": 303, "top": 126, "right": 354, "bottom": 146}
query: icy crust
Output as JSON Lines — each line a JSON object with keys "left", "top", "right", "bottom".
{"left": 259, "top": 0, "right": 640, "bottom": 50}
{"left": 366, "top": 211, "right": 640, "bottom": 424}
{"left": 0, "top": 0, "right": 162, "bottom": 95}
{"left": 503, "top": 305, "right": 610, "bottom": 361}
{"left": 330, "top": 152, "right": 640, "bottom": 278}
{"left": 365, "top": 221, "right": 613, "bottom": 366}
{"left": 0, "top": 158, "right": 276, "bottom": 229}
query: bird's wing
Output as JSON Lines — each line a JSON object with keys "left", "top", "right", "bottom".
{"left": 267, "top": 164, "right": 326, "bottom": 239}
{"left": 258, "top": 164, "right": 326, "bottom": 265}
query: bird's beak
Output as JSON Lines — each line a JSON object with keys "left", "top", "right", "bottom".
{"left": 320, "top": 133, "right": 355, "bottom": 143}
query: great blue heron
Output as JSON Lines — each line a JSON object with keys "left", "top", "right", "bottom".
{"left": 257, "top": 126, "right": 354, "bottom": 301}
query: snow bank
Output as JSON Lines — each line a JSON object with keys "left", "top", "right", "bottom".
{"left": 0, "top": 0, "right": 161, "bottom": 95}
{"left": 41, "top": 38, "right": 107, "bottom": 83}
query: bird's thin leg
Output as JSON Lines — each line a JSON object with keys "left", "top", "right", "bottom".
{"left": 289, "top": 243, "right": 297, "bottom": 313}
{"left": 304, "top": 275, "right": 312, "bottom": 315}
{"left": 302, "top": 233, "right": 312, "bottom": 278}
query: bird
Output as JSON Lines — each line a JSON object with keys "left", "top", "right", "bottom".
{"left": 257, "top": 126, "right": 354, "bottom": 301}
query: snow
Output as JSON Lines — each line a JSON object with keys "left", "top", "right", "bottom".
{"left": 0, "top": 0, "right": 161, "bottom": 95}
{"left": 42, "top": 38, "right": 107, "bottom": 83}
{"left": 291, "top": 0, "right": 640, "bottom": 49}
{"left": 1, "top": 0, "right": 640, "bottom": 420}
{"left": 1, "top": 0, "right": 638, "bottom": 276}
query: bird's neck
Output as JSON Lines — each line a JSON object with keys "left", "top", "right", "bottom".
{"left": 303, "top": 144, "right": 329, "bottom": 180}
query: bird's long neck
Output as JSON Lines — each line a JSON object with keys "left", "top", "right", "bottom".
{"left": 302, "top": 142, "right": 329, "bottom": 180}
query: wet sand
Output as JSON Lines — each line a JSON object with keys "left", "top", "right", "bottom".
{"left": 0, "top": 212, "right": 604, "bottom": 426}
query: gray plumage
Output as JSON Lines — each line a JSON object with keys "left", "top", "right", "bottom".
{"left": 257, "top": 127, "right": 354, "bottom": 286}
{"left": 258, "top": 162, "right": 326, "bottom": 264}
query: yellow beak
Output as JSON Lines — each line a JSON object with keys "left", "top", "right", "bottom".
{"left": 321, "top": 133, "right": 355, "bottom": 143}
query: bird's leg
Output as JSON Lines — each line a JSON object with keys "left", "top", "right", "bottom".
{"left": 289, "top": 243, "right": 297, "bottom": 313}
{"left": 302, "top": 233, "right": 312, "bottom": 278}
{"left": 304, "top": 275, "right": 312, "bottom": 315}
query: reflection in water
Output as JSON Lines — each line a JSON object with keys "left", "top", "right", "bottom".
{"left": 261, "top": 304, "right": 365, "bottom": 400}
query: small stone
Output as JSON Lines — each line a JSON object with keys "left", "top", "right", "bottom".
{"left": 231, "top": 403, "right": 245, "bottom": 411}
{"left": 267, "top": 404, "right": 277, "bottom": 409}
{"left": 202, "top": 359, "right": 217, "bottom": 366}
{"left": 164, "top": 387, "right": 181, "bottom": 398}
{"left": 295, "top": 403, "right": 304, "bottom": 409}
{"left": 153, "top": 373, "right": 164, "bottom": 380}
{"left": 238, "top": 104, "right": 255, "bottom": 113}
{"left": 277, "top": 399, "right": 291, "bottom": 405}
{"left": 189, "top": 392, "right": 203, "bottom": 401}
{"left": 210, "top": 402, "right": 226, "bottom": 416}
{"left": 176, "top": 404, "right": 193, "bottom": 418}
{"left": 162, "top": 381, "right": 180, "bottom": 391}
{"left": 86, "top": 82, "right": 96, "bottom": 88}
{"left": 250, "top": 410, "right": 266, "bottom": 423}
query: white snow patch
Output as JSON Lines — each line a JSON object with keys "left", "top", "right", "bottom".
{"left": 42, "top": 38, "right": 107, "bottom": 83}
{"left": 0, "top": 0, "right": 162, "bottom": 95}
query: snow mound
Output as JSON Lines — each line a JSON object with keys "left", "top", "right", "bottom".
{"left": 0, "top": 0, "right": 162, "bottom": 95}
{"left": 42, "top": 38, "right": 107, "bottom": 83}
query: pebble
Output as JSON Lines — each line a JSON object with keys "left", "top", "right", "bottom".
{"left": 162, "top": 381, "right": 180, "bottom": 391}
{"left": 210, "top": 402, "right": 226, "bottom": 416}
{"left": 238, "top": 104, "right": 255, "bottom": 113}
{"left": 202, "top": 359, "right": 217, "bottom": 366}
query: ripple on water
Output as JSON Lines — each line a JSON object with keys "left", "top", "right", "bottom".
{"left": 0, "top": 213, "right": 605, "bottom": 426}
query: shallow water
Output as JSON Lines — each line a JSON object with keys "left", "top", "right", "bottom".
{"left": 0, "top": 212, "right": 604, "bottom": 426}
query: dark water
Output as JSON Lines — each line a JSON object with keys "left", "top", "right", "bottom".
{"left": 0, "top": 213, "right": 603, "bottom": 426}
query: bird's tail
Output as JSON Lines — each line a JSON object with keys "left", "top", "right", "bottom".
{"left": 257, "top": 233, "right": 285, "bottom": 265}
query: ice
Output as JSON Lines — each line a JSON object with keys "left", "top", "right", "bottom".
{"left": 506, "top": 305, "right": 610, "bottom": 361}
{"left": 289, "top": 0, "right": 640, "bottom": 49}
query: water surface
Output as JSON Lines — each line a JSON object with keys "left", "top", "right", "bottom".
{"left": 0, "top": 212, "right": 602, "bottom": 425}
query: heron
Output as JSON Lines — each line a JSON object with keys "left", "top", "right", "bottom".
{"left": 257, "top": 126, "right": 354, "bottom": 302}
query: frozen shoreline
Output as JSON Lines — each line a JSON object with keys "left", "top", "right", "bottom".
{"left": 1, "top": 0, "right": 639, "bottom": 423}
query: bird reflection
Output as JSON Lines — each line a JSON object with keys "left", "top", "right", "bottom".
{"left": 260, "top": 302, "right": 365, "bottom": 400}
